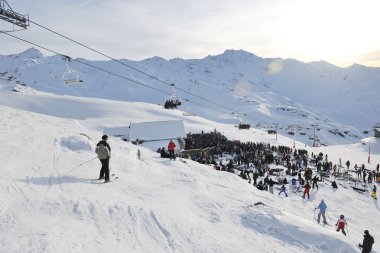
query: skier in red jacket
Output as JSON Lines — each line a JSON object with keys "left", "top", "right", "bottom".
{"left": 168, "top": 139, "right": 176, "bottom": 160}
{"left": 303, "top": 181, "right": 311, "bottom": 199}
{"left": 336, "top": 215, "right": 347, "bottom": 236}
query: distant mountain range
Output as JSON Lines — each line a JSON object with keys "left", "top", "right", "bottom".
{"left": 1, "top": 48, "right": 379, "bottom": 146}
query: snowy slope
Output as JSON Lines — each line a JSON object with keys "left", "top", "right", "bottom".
{"left": 1, "top": 93, "right": 380, "bottom": 253}
{"left": 1, "top": 48, "right": 379, "bottom": 146}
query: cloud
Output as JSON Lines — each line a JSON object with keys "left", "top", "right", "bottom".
{"left": 2, "top": 0, "right": 380, "bottom": 67}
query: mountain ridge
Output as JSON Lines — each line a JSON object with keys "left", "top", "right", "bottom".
{"left": 0, "top": 48, "right": 379, "bottom": 146}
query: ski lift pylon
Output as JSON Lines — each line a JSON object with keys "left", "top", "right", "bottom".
{"left": 62, "top": 56, "right": 82, "bottom": 85}
{"left": 182, "top": 99, "right": 196, "bottom": 116}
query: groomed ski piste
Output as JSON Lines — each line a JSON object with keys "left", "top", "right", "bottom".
{"left": 1, "top": 91, "right": 379, "bottom": 253}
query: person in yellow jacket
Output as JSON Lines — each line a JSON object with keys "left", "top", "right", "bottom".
{"left": 372, "top": 185, "right": 377, "bottom": 199}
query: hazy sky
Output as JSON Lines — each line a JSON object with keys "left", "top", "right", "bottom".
{"left": 1, "top": 0, "right": 380, "bottom": 67}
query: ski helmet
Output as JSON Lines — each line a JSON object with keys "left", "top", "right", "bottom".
{"left": 340, "top": 215, "right": 344, "bottom": 219}
{"left": 102, "top": 134, "right": 108, "bottom": 140}
{"left": 364, "top": 230, "right": 369, "bottom": 235}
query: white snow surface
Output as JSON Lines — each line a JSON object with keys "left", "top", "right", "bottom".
{"left": 1, "top": 91, "right": 379, "bottom": 253}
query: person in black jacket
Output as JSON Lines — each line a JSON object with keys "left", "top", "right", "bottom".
{"left": 359, "top": 230, "right": 374, "bottom": 253}
{"left": 95, "top": 135, "right": 111, "bottom": 183}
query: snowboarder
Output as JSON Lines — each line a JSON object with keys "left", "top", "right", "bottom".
{"left": 372, "top": 185, "right": 377, "bottom": 200}
{"left": 315, "top": 199, "right": 327, "bottom": 224}
{"left": 335, "top": 215, "right": 347, "bottom": 236}
{"left": 359, "top": 230, "right": 374, "bottom": 253}
{"left": 278, "top": 184, "right": 288, "bottom": 197}
{"left": 303, "top": 181, "right": 311, "bottom": 199}
{"left": 168, "top": 139, "right": 176, "bottom": 160}
{"left": 95, "top": 135, "right": 111, "bottom": 183}
{"left": 332, "top": 180, "right": 338, "bottom": 189}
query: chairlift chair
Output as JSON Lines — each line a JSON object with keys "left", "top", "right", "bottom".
{"left": 62, "top": 56, "right": 82, "bottom": 84}
{"left": 0, "top": 0, "right": 29, "bottom": 31}
{"left": 237, "top": 114, "right": 250, "bottom": 130}
{"left": 164, "top": 83, "right": 181, "bottom": 109}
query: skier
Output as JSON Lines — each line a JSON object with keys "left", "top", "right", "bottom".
{"left": 335, "top": 215, "right": 347, "bottom": 236}
{"left": 372, "top": 185, "right": 377, "bottom": 200}
{"left": 359, "top": 230, "right": 374, "bottom": 253}
{"left": 168, "top": 139, "right": 176, "bottom": 160}
{"left": 95, "top": 135, "right": 111, "bottom": 183}
{"left": 332, "top": 180, "right": 338, "bottom": 189}
{"left": 315, "top": 199, "right": 327, "bottom": 224}
{"left": 291, "top": 177, "right": 298, "bottom": 192}
{"left": 346, "top": 160, "right": 350, "bottom": 170}
{"left": 278, "top": 184, "right": 288, "bottom": 197}
{"left": 303, "top": 181, "right": 311, "bottom": 199}
{"left": 268, "top": 178, "right": 274, "bottom": 194}
{"left": 312, "top": 175, "right": 319, "bottom": 190}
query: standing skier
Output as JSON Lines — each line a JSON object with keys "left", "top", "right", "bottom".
{"left": 168, "top": 139, "right": 176, "bottom": 160}
{"left": 278, "top": 184, "right": 288, "bottom": 197}
{"left": 312, "top": 175, "right": 319, "bottom": 190}
{"left": 315, "top": 199, "right": 327, "bottom": 224}
{"left": 372, "top": 185, "right": 377, "bottom": 199}
{"left": 303, "top": 181, "right": 311, "bottom": 199}
{"left": 95, "top": 135, "right": 111, "bottom": 183}
{"left": 335, "top": 215, "right": 347, "bottom": 236}
{"left": 359, "top": 230, "right": 374, "bottom": 253}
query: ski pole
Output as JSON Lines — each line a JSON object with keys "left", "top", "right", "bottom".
{"left": 327, "top": 213, "right": 333, "bottom": 223}
{"left": 80, "top": 132, "right": 96, "bottom": 143}
{"left": 70, "top": 157, "right": 98, "bottom": 171}
{"left": 346, "top": 225, "right": 350, "bottom": 238}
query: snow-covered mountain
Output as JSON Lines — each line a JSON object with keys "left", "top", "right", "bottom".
{"left": 0, "top": 48, "right": 379, "bottom": 146}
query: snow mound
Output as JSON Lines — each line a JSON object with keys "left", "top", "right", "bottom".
{"left": 59, "top": 135, "right": 93, "bottom": 152}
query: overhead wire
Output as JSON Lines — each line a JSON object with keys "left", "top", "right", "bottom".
{"left": 0, "top": 31, "right": 232, "bottom": 115}
{"left": 28, "top": 19, "right": 246, "bottom": 117}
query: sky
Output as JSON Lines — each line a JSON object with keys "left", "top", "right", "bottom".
{"left": 1, "top": 0, "right": 380, "bottom": 67}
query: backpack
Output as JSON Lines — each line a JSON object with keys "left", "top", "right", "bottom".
{"left": 95, "top": 144, "right": 109, "bottom": 159}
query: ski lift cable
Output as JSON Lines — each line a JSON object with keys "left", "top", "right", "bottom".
{"left": 1, "top": 31, "right": 170, "bottom": 95}
{"left": 28, "top": 20, "right": 245, "bottom": 116}
{"left": 1, "top": 31, "right": 231, "bottom": 115}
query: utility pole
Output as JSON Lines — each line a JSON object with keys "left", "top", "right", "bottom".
{"left": 289, "top": 124, "right": 297, "bottom": 149}
{"left": 274, "top": 123, "right": 279, "bottom": 142}
{"left": 311, "top": 123, "right": 318, "bottom": 147}
{"left": 368, "top": 144, "right": 371, "bottom": 164}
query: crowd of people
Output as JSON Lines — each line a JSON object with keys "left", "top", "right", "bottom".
{"left": 154, "top": 130, "right": 378, "bottom": 251}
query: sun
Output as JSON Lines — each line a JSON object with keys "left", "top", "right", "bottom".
{"left": 276, "top": 0, "right": 380, "bottom": 66}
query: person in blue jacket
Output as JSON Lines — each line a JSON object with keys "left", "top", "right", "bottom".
{"left": 315, "top": 199, "right": 327, "bottom": 224}
{"left": 278, "top": 184, "right": 288, "bottom": 197}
